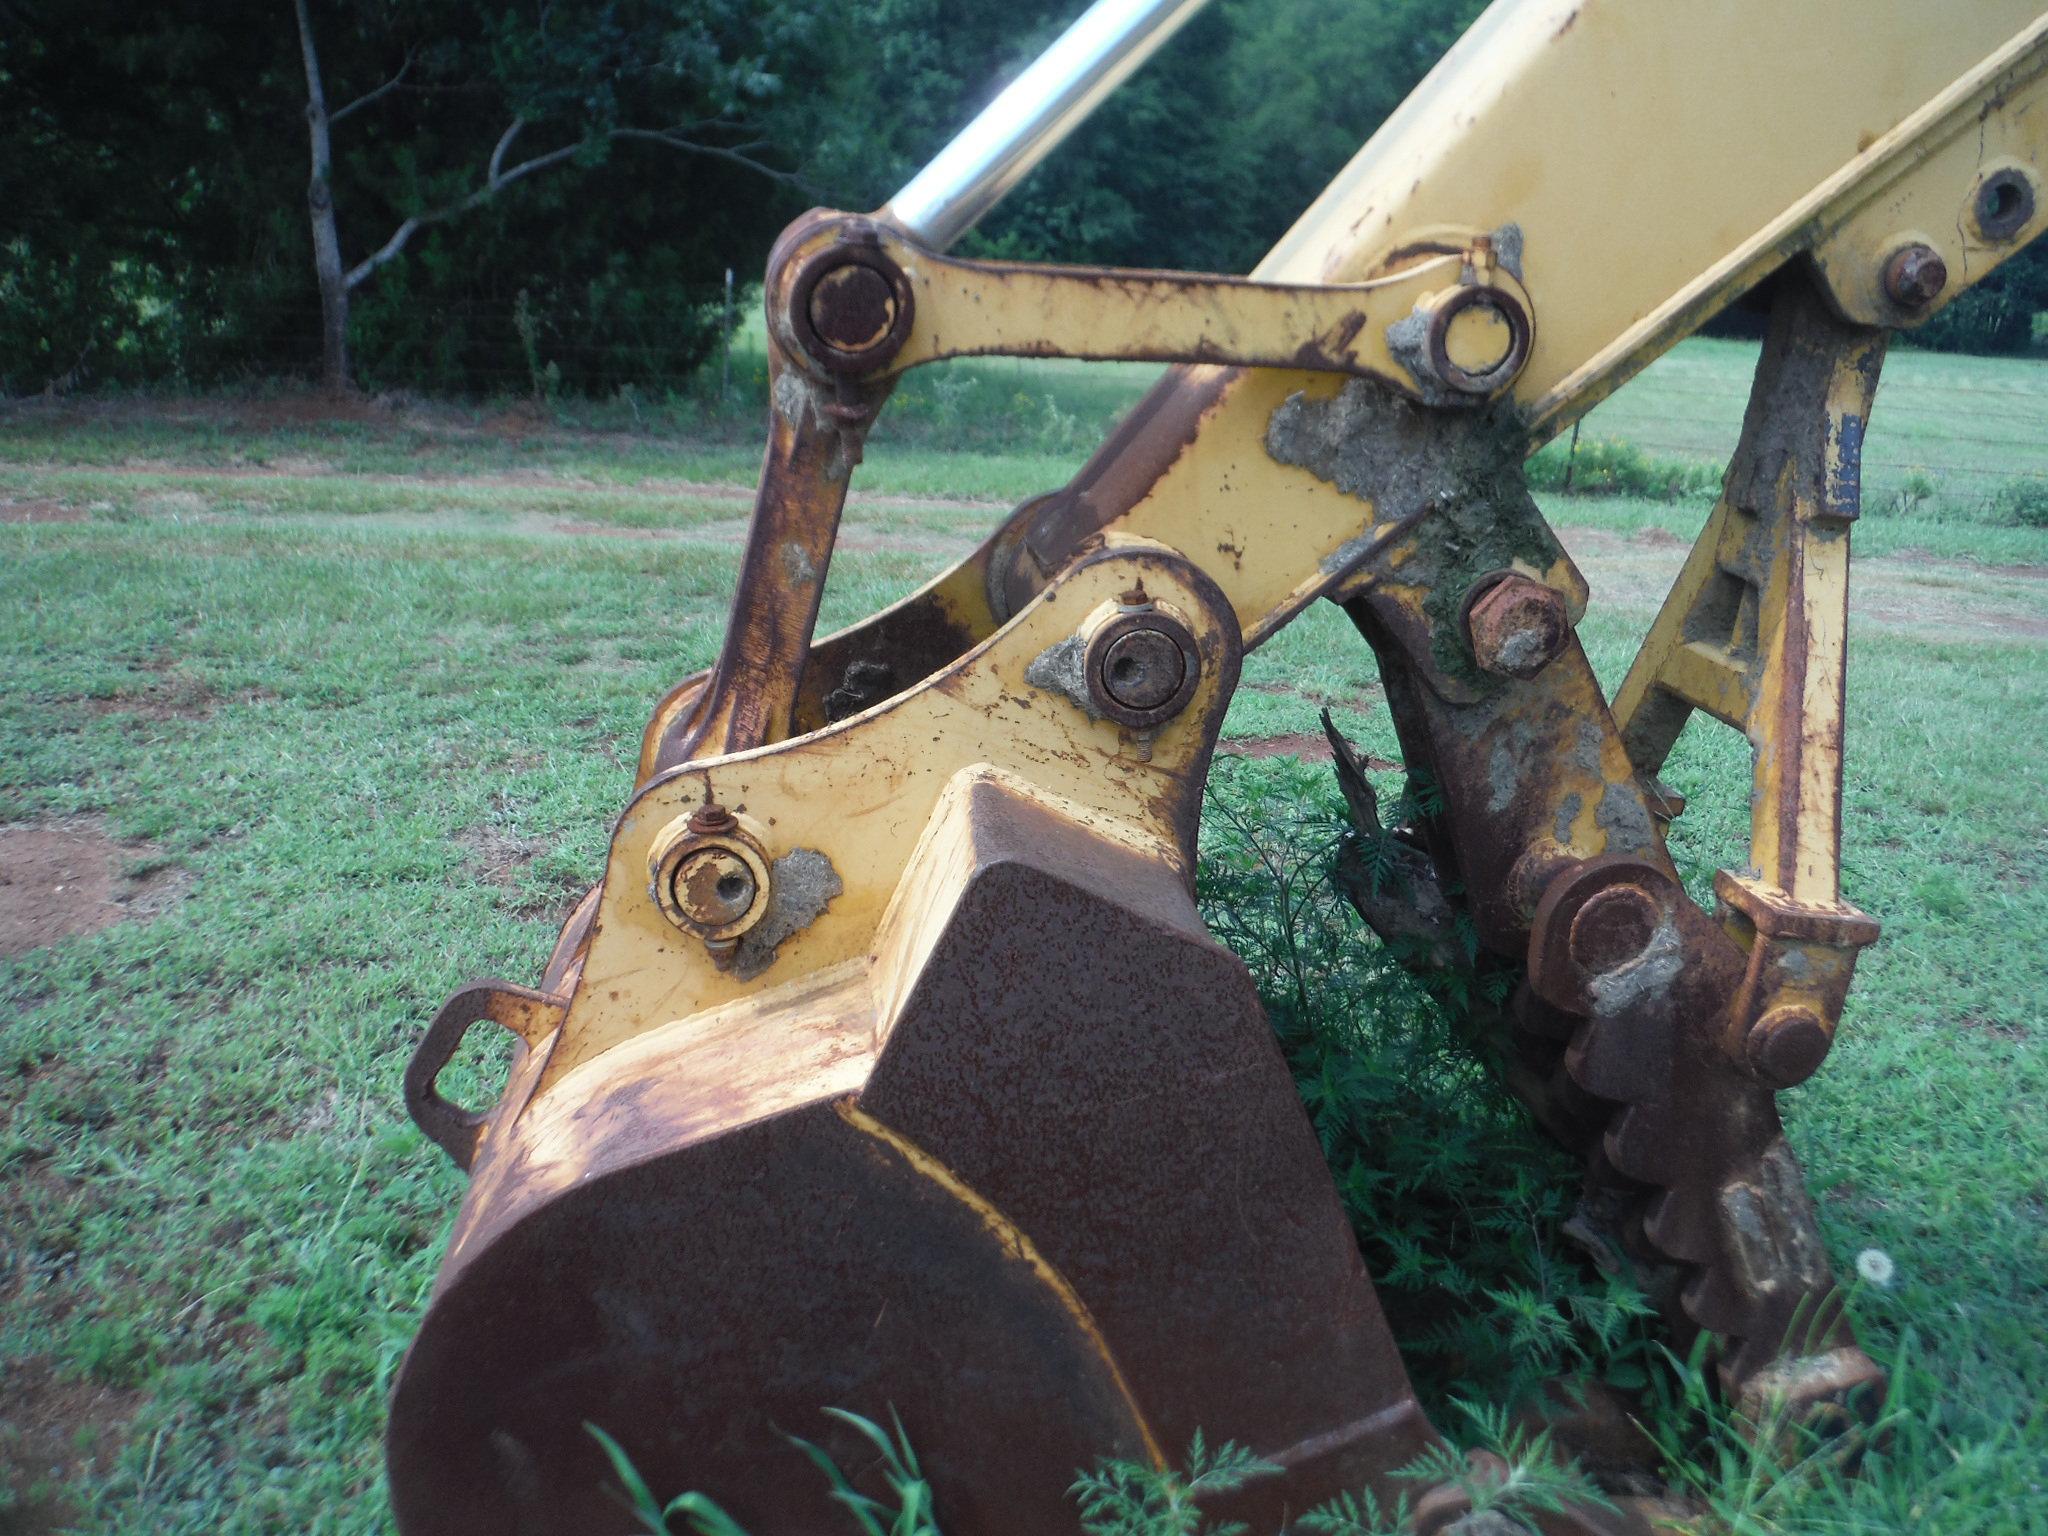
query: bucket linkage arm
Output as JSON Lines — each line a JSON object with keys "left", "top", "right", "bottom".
{"left": 1331, "top": 269, "right": 1889, "bottom": 1427}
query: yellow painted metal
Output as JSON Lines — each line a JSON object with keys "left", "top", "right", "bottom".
{"left": 543, "top": 538, "right": 1235, "bottom": 1087}
{"left": 868, "top": 238, "right": 1524, "bottom": 393}
{"left": 1260, "top": 0, "right": 2048, "bottom": 424}
{"left": 1610, "top": 299, "right": 1886, "bottom": 1049}
{"left": 935, "top": 0, "right": 2048, "bottom": 654}
{"left": 564, "top": 0, "right": 2048, "bottom": 1088}
{"left": 1810, "top": 40, "right": 2048, "bottom": 325}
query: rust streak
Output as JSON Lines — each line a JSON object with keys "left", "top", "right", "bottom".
{"left": 834, "top": 1097, "right": 1168, "bottom": 1471}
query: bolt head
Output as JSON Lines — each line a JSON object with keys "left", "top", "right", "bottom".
{"left": 1466, "top": 575, "right": 1570, "bottom": 680}
{"left": 1882, "top": 244, "right": 1948, "bottom": 309}
{"left": 1746, "top": 1003, "right": 1832, "bottom": 1088}
{"left": 672, "top": 846, "right": 758, "bottom": 931}
{"left": 1568, "top": 884, "right": 1661, "bottom": 974}
{"left": 807, "top": 263, "right": 897, "bottom": 354}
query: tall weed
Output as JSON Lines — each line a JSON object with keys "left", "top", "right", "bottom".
{"left": 1198, "top": 755, "right": 1657, "bottom": 1408}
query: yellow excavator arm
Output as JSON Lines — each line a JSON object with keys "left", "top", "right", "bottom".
{"left": 385, "top": 2, "right": 2048, "bottom": 1529}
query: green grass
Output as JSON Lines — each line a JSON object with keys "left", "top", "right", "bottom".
{"left": 1, "top": 351, "right": 2044, "bottom": 1533}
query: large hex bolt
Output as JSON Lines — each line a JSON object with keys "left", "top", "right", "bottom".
{"left": 1745, "top": 1002, "right": 1833, "bottom": 1088}
{"left": 1882, "top": 244, "right": 1948, "bottom": 310}
{"left": 1084, "top": 606, "right": 1201, "bottom": 729}
{"left": 1464, "top": 574, "right": 1571, "bottom": 680}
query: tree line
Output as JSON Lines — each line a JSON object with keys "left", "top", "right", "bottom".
{"left": 2, "top": 0, "right": 2039, "bottom": 397}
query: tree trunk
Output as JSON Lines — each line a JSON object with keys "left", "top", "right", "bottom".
{"left": 293, "top": 0, "right": 352, "bottom": 393}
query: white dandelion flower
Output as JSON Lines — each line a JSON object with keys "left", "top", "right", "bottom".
{"left": 1855, "top": 1248, "right": 1895, "bottom": 1288}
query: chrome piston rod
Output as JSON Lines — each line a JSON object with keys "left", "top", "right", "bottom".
{"left": 880, "top": 0, "right": 1214, "bottom": 250}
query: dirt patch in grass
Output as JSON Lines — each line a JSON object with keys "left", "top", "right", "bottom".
{"left": 133, "top": 489, "right": 213, "bottom": 520}
{"left": 0, "top": 500, "right": 85, "bottom": 526}
{"left": 1957, "top": 1015, "right": 2031, "bottom": 1041}
{"left": 36, "top": 461, "right": 1002, "bottom": 517}
{"left": 552, "top": 520, "right": 670, "bottom": 540}
{"left": 229, "top": 393, "right": 392, "bottom": 431}
{"left": 1223, "top": 733, "right": 1401, "bottom": 766}
{"left": 0, "top": 821, "right": 187, "bottom": 958}
{"left": 547, "top": 519, "right": 970, "bottom": 557}
{"left": 1855, "top": 597, "right": 2048, "bottom": 640}
{"left": 1630, "top": 524, "right": 1687, "bottom": 548}
{"left": 451, "top": 824, "right": 544, "bottom": 887}
{"left": 83, "top": 673, "right": 226, "bottom": 722}
{"left": 0, "top": 1356, "right": 141, "bottom": 1535}
{"left": 1238, "top": 680, "right": 1384, "bottom": 712}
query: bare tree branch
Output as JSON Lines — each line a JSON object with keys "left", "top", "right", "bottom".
{"left": 608, "top": 126, "right": 818, "bottom": 194}
{"left": 486, "top": 116, "right": 527, "bottom": 184}
{"left": 344, "top": 122, "right": 583, "bottom": 289}
{"left": 331, "top": 48, "right": 417, "bottom": 125}
{"left": 340, "top": 115, "right": 815, "bottom": 292}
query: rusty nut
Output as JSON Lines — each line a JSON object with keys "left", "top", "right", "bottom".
{"left": 649, "top": 813, "right": 771, "bottom": 941}
{"left": 1882, "top": 244, "right": 1948, "bottom": 310}
{"left": 1465, "top": 574, "right": 1571, "bottom": 680}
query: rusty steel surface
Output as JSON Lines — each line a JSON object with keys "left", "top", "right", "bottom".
{"left": 392, "top": 770, "right": 1655, "bottom": 1534}
{"left": 392, "top": 4, "right": 2048, "bottom": 1527}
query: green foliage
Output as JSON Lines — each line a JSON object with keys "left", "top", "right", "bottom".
{"left": 0, "top": 0, "right": 1531, "bottom": 395}
{"left": 789, "top": 1408, "right": 944, "bottom": 1536}
{"left": 1071, "top": 1432, "right": 1280, "bottom": 1536}
{"left": 1296, "top": 1402, "right": 1614, "bottom": 1534}
{"left": 1070, "top": 1407, "right": 1613, "bottom": 1536}
{"left": 587, "top": 1409, "right": 942, "bottom": 1536}
{"left": 1525, "top": 433, "right": 1722, "bottom": 501}
{"left": 1988, "top": 477, "right": 2048, "bottom": 528}
{"left": 1387, "top": 1401, "right": 1612, "bottom": 1521}
{"left": 1628, "top": 1334, "right": 1935, "bottom": 1536}
{"left": 1294, "top": 1491, "right": 1411, "bottom": 1536}
{"left": 1197, "top": 756, "right": 1659, "bottom": 1406}
{"left": 588, "top": 1424, "right": 754, "bottom": 1536}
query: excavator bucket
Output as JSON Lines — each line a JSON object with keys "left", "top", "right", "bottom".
{"left": 387, "top": 0, "right": 2048, "bottom": 1528}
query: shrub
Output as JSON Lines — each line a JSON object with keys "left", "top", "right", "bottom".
{"left": 1198, "top": 756, "right": 1655, "bottom": 1408}
{"left": 1525, "top": 433, "right": 1720, "bottom": 500}
{"left": 1988, "top": 477, "right": 2048, "bottom": 528}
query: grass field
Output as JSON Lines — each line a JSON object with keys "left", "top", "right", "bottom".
{"left": 1, "top": 340, "right": 2045, "bottom": 1535}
